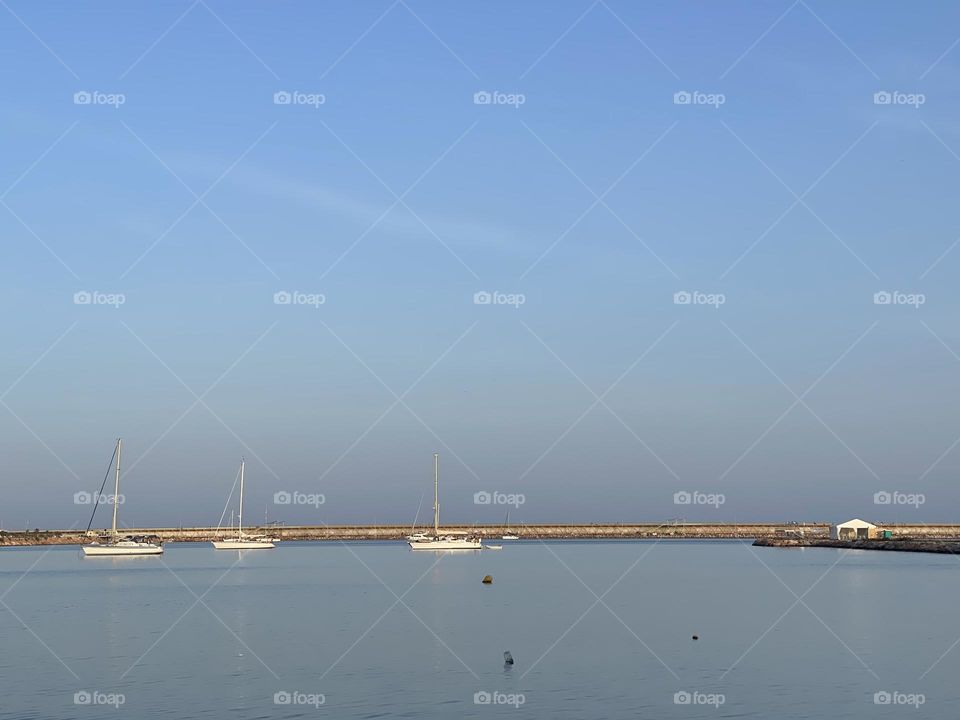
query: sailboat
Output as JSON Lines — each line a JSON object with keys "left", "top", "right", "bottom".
{"left": 502, "top": 511, "right": 520, "bottom": 540}
{"left": 212, "top": 458, "right": 275, "bottom": 549}
{"left": 82, "top": 439, "right": 163, "bottom": 556}
{"left": 406, "top": 491, "right": 431, "bottom": 542}
{"left": 408, "top": 454, "right": 482, "bottom": 550}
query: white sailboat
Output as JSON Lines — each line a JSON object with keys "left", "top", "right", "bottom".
{"left": 82, "top": 439, "right": 163, "bottom": 556}
{"left": 408, "top": 454, "right": 482, "bottom": 551}
{"left": 405, "top": 491, "right": 431, "bottom": 542}
{"left": 212, "top": 459, "right": 275, "bottom": 549}
{"left": 502, "top": 511, "right": 520, "bottom": 540}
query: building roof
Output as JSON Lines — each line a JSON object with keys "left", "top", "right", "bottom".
{"left": 836, "top": 518, "right": 877, "bottom": 528}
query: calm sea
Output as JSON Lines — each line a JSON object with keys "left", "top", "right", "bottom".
{"left": 0, "top": 540, "right": 956, "bottom": 718}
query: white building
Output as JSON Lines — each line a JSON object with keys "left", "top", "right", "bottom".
{"left": 831, "top": 518, "right": 878, "bottom": 540}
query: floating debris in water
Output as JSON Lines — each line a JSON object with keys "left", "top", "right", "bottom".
{"left": 503, "top": 651, "right": 514, "bottom": 665}
{"left": 482, "top": 575, "right": 493, "bottom": 584}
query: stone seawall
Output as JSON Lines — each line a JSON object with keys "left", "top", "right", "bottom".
{"left": 4, "top": 523, "right": 960, "bottom": 547}
{"left": 0, "top": 523, "right": 829, "bottom": 546}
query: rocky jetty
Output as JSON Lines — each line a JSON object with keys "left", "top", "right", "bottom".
{"left": 754, "top": 537, "right": 960, "bottom": 554}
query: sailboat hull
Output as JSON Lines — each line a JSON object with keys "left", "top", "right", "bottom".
{"left": 409, "top": 539, "right": 482, "bottom": 550}
{"left": 82, "top": 543, "right": 163, "bottom": 556}
{"left": 212, "top": 539, "right": 275, "bottom": 549}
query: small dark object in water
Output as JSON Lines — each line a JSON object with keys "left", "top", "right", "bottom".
{"left": 503, "top": 651, "right": 514, "bottom": 665}
{"left": 692, "top": 635, "right": 699, "bottom": 640}
{"left": 482, "top": 575, "right": 493, "bottom": 584}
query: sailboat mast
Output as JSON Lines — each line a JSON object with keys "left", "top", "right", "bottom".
{"left": 111, "top": 438, "right": 122, "bottom": 536}
{"left": 433, "top": 453, "right": 439, "bottom": 537}
{"left": 238, "top": 458, "right": 245, "bottom": 537}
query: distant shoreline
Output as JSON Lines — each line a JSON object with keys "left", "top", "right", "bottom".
{"left": 3, "top": 523, "right": 960, "bottom": 547}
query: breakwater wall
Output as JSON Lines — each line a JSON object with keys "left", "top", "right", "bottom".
{"left": 1, "top": 523, "right": 828, "bottom": 546}
{"left": 6, "top": 523, "right": 960, "bottom": 547}
{"left": 755, "top": 537, "right": 960, "bottom": 554}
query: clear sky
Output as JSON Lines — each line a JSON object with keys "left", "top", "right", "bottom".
{"left": 2, "top": 1, "right": 959, "bottom": 528}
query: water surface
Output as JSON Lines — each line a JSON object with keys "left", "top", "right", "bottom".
{"left": 0, "top": 540, "right": 956, "bottom": 718}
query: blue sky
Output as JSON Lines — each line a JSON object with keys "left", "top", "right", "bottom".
{"left": 2, "top": 1, "right": 960, "bottom": 528}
